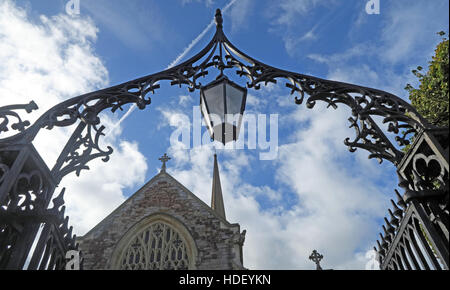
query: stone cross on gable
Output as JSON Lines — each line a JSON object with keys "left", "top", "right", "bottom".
{"left": 159, "top": 153, "right": 171, "bottom": 172}
{"left": 309, "top": 250, "right": 323, "bottom": 270}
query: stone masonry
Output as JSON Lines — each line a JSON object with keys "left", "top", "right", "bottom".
{"left": 77, "top": 171, "right": 246, "bottom": 270}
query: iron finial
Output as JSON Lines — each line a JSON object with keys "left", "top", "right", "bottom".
{"left": 379, "top": 233, "right": 388, "bottom": 249}
{"left": 384, "top": 217, "right": 395, "bottom": 235}
{"left": 395, "top": 189, "right": 407, "bottom": 209}
{"left": 215, "top": 9, "right": 223, "bottom": 29}
{"left": 382, "top": 225, "right": 392, "bottom": 244}
{"left": 376, "top": 240, "right": 385, "bottom": 258}
{"left": 390, "top": 199, "right": 403, "bottom": 218}
{"left": 388, "top": 209, "right": 399, "bottom": 228}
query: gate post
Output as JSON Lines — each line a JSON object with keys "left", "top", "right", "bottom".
{"left": 377, "top": 127, "right": 449, "bottom": 270}
{"left": 0, "top": 143, "right": 73, "bottom": 269}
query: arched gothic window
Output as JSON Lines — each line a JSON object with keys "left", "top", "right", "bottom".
{"left": 110, "top": 214, "right": 197, "bottom": 270}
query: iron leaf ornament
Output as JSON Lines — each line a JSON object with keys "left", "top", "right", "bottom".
{"left": 0, "top": 9, "right": 434, "bottom": 180}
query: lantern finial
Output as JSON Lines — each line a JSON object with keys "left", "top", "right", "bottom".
{"left": 215, "top": 9, "right": 223, "bottom": 29}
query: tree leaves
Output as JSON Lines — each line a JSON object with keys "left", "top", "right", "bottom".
{"left": 405, "top": 32, "right": 449, "bottom": 128}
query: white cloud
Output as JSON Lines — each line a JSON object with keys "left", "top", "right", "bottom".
{"left": 181, "top": 0, "right": 215, "bottom": 7}
{"left": 267, "top": 0, "right": 337, "bottom": 58}
{"left": 327, "top": 64, "right": 380, "bottom": 87}
{"left": 307, "top": 43, "right": 373, "bottom": 65}
{"left": 273, "top": 0, "right": 330, "bottom": 26}
{"left": 246, "top": 93, "right": 269, "bottom": 113}
{"left": 229, "top": 0, "right": 252, "bottom": 33}
{"left": 283, "top": 27, "right": 318, "bottom": 56}
{"left": 299, "top": 28, "right": 317, "bottom": 42}
{"left": 0, "top": 4, "right": 107, "bottom": 110}
{"left": 81, "top": 0, "right": 170, "bottom": 51}
{"left": 0, "top": 0, "right": 416, "bottom": 270}
{"left": 158, "top": 95, "right": 393, "bottom": 269}
{"left": 178, "top": 95, "right": 193, "bottom": 106}
{"left": 306, "top": 0, "right": 449, "bottom": 94}
{"left": 61, "top": 140, "right": 147, "bottom": 234}
{"left": 0, "top": 0, "right": 147, "bottom": 236}
{"left": 380, "top": 0, "right": 449, "bottom": 64}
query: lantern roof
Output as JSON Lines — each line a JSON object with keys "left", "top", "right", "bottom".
{"left": 1, "top": 8, "right": 430, "bottom": 171}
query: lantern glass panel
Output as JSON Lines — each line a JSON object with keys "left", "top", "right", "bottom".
{"left": 200, "top": 78, "right": 247, "bottom": 144}
{"left": 225, "top": 83, "right": 244, "bottom": 116}
{"left": 200, "top": 96, "right": 213, "bottom": 135}
{"left": 203, "top": 84, "right": 224, "bottom": 122}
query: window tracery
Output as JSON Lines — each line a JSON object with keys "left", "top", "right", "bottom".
{"left": 119, "top": 222, "right": 191, "bottom": 270}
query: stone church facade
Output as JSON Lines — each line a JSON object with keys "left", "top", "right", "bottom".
{"left": 77, "top": 154, "right": 246, "bottom": 270}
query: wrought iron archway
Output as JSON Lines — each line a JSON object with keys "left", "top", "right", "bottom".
{"left": 0, "top": 9, "right": 448, "bottom": 270}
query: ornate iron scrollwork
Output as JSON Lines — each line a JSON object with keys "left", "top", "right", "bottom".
{"left": 0, "top": 8, "right": 447, "bottom": 271}
{"left": 8, "top": 170, "right": 47, "bottom": 212}
{"left": 0, "top": 10, "right": 432, "bottom": 180}
{"left": 53, "top": 123, "right": 113, "bottom": 182}
{"left": 0, "top": 10, "right": 431, "bottom": 180}
{"left": 345, "top": 116, "right": 403, "bottom": 164}
{"left": 0, "top": 158, "right": 10, "bottom": 187}
{"left": 0, "top": 101, "right": 38, "bottom": 134}
{"left": 376, "top": 127, "right": 448, "bottom": 270}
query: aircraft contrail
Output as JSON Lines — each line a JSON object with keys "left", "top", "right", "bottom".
{"left": 167, "top": 0, "right": 237, "bottom": 69}
{"left": 110, "top": 0, "right": 237, "bottom": 134}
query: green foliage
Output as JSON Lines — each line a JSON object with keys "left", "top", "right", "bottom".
{"left": 405, "top": 31, "right": 449, "bottom": 128}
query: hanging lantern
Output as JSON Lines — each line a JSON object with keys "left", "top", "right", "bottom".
{"left": 200, "top": 77, "right": 247, "bottom": 144}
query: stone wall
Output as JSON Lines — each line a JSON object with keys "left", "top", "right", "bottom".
{"left": 78, "top": 172, "right": 246, "bottom": 270}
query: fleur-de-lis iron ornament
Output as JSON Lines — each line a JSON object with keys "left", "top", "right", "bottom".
{"left": 0, "top": 9, "right": 433, "bottom": 183}
{"left": 0, "top": 7, "right": 447, "bottom": 272}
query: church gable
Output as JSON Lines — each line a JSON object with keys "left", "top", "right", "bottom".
{"left": 78, "top": 170, "right": 246, "bottom": 270}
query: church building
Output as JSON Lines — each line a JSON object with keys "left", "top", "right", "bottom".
{"left": 77, "top": 154, "right": 246, "bottom": 270}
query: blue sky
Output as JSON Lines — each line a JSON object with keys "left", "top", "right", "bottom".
{"left": 0, "top": 0, "right": 448, "bottom": 269}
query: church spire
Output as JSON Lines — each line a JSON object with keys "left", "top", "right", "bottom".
{"left": 211, "top": 154, "right": 226, "bottom": 220}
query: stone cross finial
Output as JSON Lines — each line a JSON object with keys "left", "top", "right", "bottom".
{"left": 309, "top": 250, "right": 323, "bottom": 270}
{"left": 159, "top": 153, "right": 171, "bottom": 172}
